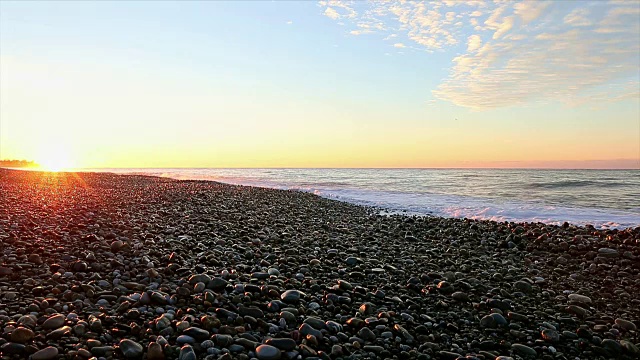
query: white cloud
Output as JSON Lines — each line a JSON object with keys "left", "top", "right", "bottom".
{"left": 492, "top": 16, "right": 514, "bottom": 39}
{"left": 434, "top": 25, "right": 639, "bottom": 109}
{"left": 467, "top": 34, "right": 482, "bottom": 52}
{"left": 324, "top": 7, "right": 340, "bottom": 20}
{"left": 319, "top": 0, "right": 639, "bottom": 109}
{"left": 564, "top": 8, "right": 591, "bottom": 27}
{"left": 513, "top": 1, "right": 550, "bottom": 24}
{"left": 350, "top": 29, "right": 373, "bottom": 35}
{"left": 287, "top": 20, "right": 293, "bottom": 25}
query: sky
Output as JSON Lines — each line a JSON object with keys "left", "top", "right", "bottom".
{"left": 0, "top": 0, "right": 639, "bottom": 169}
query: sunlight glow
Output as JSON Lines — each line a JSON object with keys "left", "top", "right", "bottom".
{"left": 36, "top": 144, "right": 76, "bottom": 172}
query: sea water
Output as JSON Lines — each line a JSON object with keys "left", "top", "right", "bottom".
{"left": 88, "top": 168, "right": 640, "bottom": 229}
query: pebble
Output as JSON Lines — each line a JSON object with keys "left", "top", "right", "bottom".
{"left": 512, "top": 343, "right": 537, "bottom": 357}
{"left": 10, "top": 327, "right": 34, "bottom": 343}
{"left": 32, "top": 346, "right": 59, "bottom": 360}
{"left": 280, "top": 290, "right": 303, "bottom": 303}
{"left": 147, "top": 342, "right": 164, "bottom": 360}
{"left": 265, "top": 338, "right": 296, "bottom": 351}
{"left": 120, "top": 339, "right": 143, "bottom": 358}
{"left": 568, "top": 293, "right": 592, "bottom": 304}
{"left": 615, "top": 318, "right": 637, "bottom": 331}
{"left": 255, "top": 344, "right": 282, "bottom": 360}
{"left": 42, "top": 314, "right": 65, "bottom": 330}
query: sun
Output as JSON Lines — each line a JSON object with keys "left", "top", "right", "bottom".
{"left": 36, "top": 145, "right": 77, "bottom": 172}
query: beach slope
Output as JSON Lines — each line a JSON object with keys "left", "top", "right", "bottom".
{"left": 0, "top": 169, "right": 638, "bottom": 359}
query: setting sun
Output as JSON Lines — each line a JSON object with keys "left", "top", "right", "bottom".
{"left": 36, "top": 145, "right": 76, "bottom": 172}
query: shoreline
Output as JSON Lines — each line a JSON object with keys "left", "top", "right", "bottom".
{"left": 7, "top": 168, "right": 640, "bottom": 230}
{"left": 0, "top": 168, "right": 638, "bottom": 359}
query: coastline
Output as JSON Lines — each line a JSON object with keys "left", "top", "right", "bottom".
{"left": 0, "top": 168, "right": 638, "bottom": 359}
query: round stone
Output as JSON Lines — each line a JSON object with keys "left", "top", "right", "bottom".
{"left": 147, "top": 342, "right": 164, "bottom": 360}
{"left": 10, "top": 327, "right": 34, "bottom": 343}
{"left": 256, "top": 344, "right": 281, "bottom": 360}
{"left": 541, "top": 329, "right": 560, "bottom": 342}
{"left": 451, "top": 291, "right": 470, "bottom": 302}
{"left": 32, "top": 346, "right": 59, "bottom": 360}
{"left": 42, "top": 314, "right": 65, "bottom": 330}
{"left": 281, "top": 290, "right": 303, "bottom": 303}
{"left": 120, "top": 339, "right": 143, "bottom": 359}
{"left": 512, "top": 343, "right": 537, "bottom": 358}
{"left": 265, "top": 338, "right": 296, "bottom": 351}
{"left": 176, "top": 335, "right": 195, "bottom": 345}
{"left": 568, "top": 293, "right": 592, "bottom": 304}
{"left": 615, "top": 318, "right": 637, "bottom": 331}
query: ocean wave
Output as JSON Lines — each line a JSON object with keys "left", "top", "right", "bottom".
{"left": 527, "top": 180, "right": 627, "bottom": 189}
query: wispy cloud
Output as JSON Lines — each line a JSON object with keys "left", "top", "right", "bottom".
{"left": 393, "top": 43, "right": 406, "bottom": 48}
{"left": 319, "top": 1, "right": 640, "bottom": 110}
{"left": 564, "top": 8, "right": 591, "bottom": 27}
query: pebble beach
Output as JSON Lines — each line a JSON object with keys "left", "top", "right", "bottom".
{"left": 0, "top": 168, "right": 638, "bottom": 360}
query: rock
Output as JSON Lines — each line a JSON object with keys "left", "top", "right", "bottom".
{"left": 620, "top": 340, "right": 640, "bottom": 355}
{"left": 111, "top": 240, "right": 124, "bottom": 252}
{"left": 512, "top": 343, "right": 537, "bottom": 357}
{"left": 513, "top": 280, "right": 532, "bottom": 293}
{"left": 91, "top": 346, "right": 115, "bottom": 357}
{"left": 363, "top": 345, "right": 384, "bottom": 353}
{"left": 46, "top": 326, "right": 71, "bottom": 340}
{"left": 598, "top": 248, "right": 618, "bottom": 257}
{"left": 207, "top": 277, "right": 228, "bottom": 291}
{"left": 338, "top": 280, "right": 353, "bottom": 290}
{"left": 42, "top": 314, "right": 65, "bottom": 329}
{"left": 1, "top": 342, "right": 25, "bottom": 355}
{"left": 28, "top": 253, "right": 42, "bottom": 264}
{"left": 568, "top": 293, "right": 592, "bottom": 304}
{"left": 10, "top": 327, "right": 34, "bottom": 343}
{"left": 451, "top": 291, "right": 470, "bottom": 301}
{"left": 188, "top": 274, "right": 211, "bottom": 284}
{"left": 439, "top": 351, "right": 462, "bottom": 360}
{"left": 256, "top": 344, "right": 281, "bottom": 360}
{"left": 480, "top": 313, "right": 507, "bottom": 328}
{"left": 567, "top": 305, "right": 588, "bottom": 317}
{"left": 147, "top": 342, "right": 164, "bottom": 360}
{"left": 120, "top": 339, "right": 143, "bottom": 359}
{"left": 358, "top": 327, "right": 376, "bottom": 341}
{"left": 238, "top": 306, "right": 264, "bottom": 318}
{"left": 345, "top": 257, "right": 358, "bottom": 265}
{"left": 281, "top": 290, "right": 303, "bottom": 303}
{"left": 178, "top": 345, "right": 197, "bottom": 360}
{"left": 265, "top": 338, "right": 296, "bottom": 351}
{"left": 299, "top": 323, "right": 323, "bottom": 339}
{"left": 303, "top": 317, "right": 325, "bottom": 330}
{"left": 176, "top": 335, "right": 195, "bottom": 345}
{"left": 183, "top": 327, "right": 210, "bottom": 340}
{"left": 32, "top": 346, "right": 59, "bottom": 360}
{"left": 541, "top": 329, "right": 559, "bottom": 342}
{"left": 615, "top": 318, "right": 637, "bottom": 331}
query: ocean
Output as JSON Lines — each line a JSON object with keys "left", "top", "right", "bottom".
{"left": 88, "top": 168, "right": 640, "bottom": 229}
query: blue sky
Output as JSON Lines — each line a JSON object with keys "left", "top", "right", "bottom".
{"left": 0, "top": 1, "right": 638, "bottom": 168}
